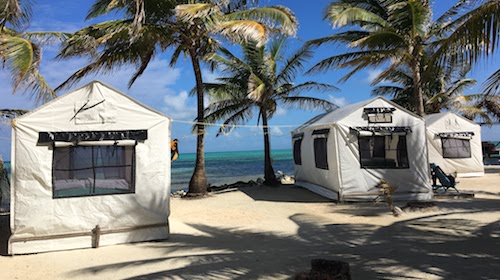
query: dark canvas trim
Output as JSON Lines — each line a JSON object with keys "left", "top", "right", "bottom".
{"left": 292, "top": 133, "right": 304, "bottom": 139}
{"left": 363, "top": 107, "right": 396, "bottom": 114}
{"left": 437, "top": 131, "right": 474, "bottom": 138}
{"left": 312, "top": 128, "right": 330, "bottom": 135}
{"left": 39, "top": 130, "right": 147, "bottom": 143}
{"left": 351, "top": 126, "right": 412, "bottom": 134}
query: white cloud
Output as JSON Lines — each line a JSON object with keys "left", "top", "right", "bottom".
{"left": 201, "top": 69, "right": 220, "bottom": 83}
{"left": 39, "top": 58, "right": 181, "bottom": 96}
{"left": 328, "top": 95, "right": 349, "bottom": 107}
{"left": 275, "top": 107, "right": 287, "bottom": 116}
{"left": 162, "top": 90, "right": 197, "bottom": 120}
{"left": 271, "top": 127, "right": 284, "bottom": 136}
{"left": 366, "top": 69, "right": 383, "bottom": 84}
{"left": 250, "top": 126, "right": 263, "bottom": 135}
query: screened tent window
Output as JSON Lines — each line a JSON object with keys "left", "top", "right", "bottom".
{"left": 293, "top": 138, "right": 302, "bottom": 165}
{"left": 314, "top": 136, "right": 328, "bottom": 170}
{"left": 53, "top": 145, "right": 135, "bottom": 198}
{"left": 359, "top": 135, "right": 409, "bottom": 169}
{"left": 442, "top": 138, "right": 471, "bottom": 158}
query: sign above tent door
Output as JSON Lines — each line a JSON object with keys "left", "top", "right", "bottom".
{"left": 363, "top": 107, "right": 395, "bottom": 123}
{"left": 71, "top": 93, "right": 116, "bottom": 124}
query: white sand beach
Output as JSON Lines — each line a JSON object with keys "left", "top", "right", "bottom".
{"left": 0, "top": 168, "right": 499, "bottom": 279}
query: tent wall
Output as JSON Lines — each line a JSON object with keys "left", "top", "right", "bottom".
{"left": 336, "top": 101, "right": 431, "bottom": 200}
{"left": 9, "top": 82, "right": 171, "bottom": 254}
{"left": 425, "top": 113, "right": 484, "bottom": 177}
{"left": 293, "top": 97, "right": 432, "bottom": 201}
{"left": 294, "top": 126, "right": 341, "bottom": 200}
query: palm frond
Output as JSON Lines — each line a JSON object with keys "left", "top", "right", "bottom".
{"left": 86, "top": 0, "right": 123, "bottom": 19}
{"left": 434, "top": 1, "right": 500, "bottom": 66}
{"left": 227, "top": 6, "right": 298, "bottom": 37}
{"left": 276, "top": 44, "right": 313, "bottom": 84}
{"left": 371, "top": 85, "right": 405, "bottom": 96}
{"left": 325, "top": 2, "right": 390, "bottom": 29}
{"left": 280, "top": 96, "right": 337, "bottom": 111}
{"left": 22, "top": 31, "right": 70, "bottom": 44}
{"left": 429, "top": 0, "right": 471, "bottom": 38}
{"left": 350, "top": 30, "right": 404, "bottom": 50}
{"left": 444, "top": 78, "right": 477, "bottom": 97}
{"left": 247, "top": 72, "right": 266, "bottom": 102}
{"left": 387, "top": 0, "right": 431, "bottom": 37}
{"left": 18, "top": 71, "right": 57, "bottom": 103}
{"left": 370, "top": 63, "right": 408, "bottom": 86}
{"left": 0, "top": 35, "right": 34, "bottom": 84}
{"left": 307, "top": 31, "right": 370, "bottom": 48}
{"left": 0, "top": 0, "right": 31, "bottom": 29}
{"left": 128, "top": 48, "right": 155, "bottom": 88}
{"left": 280, "top": 81, "right": 339, "bottom": 96}
{"left": 482, "top": 68, "right": 500, "bottom": 95}
{"left": 215, "top": 20, "right": 267, "bottom": 45}
{"left": 307, "top": 49, "right": 399, "bottom": 74}
{"left": 176, "top": 3, "right": 220, "bottom": 21}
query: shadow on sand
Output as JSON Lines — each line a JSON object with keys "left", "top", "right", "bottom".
{"left": 66, "top": 202, "right": 500, "bottom": 280}
{"left": 240, "top": 185, "right": 332, "bottom": 203}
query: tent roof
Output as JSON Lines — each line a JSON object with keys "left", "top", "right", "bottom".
{"left": 424, "top": 112, "right": 478, "bottom": 127}
{"left": 15, "top": 80, "right": 171, "bottom": 121}
{"left": 293, "top": 96, "right": 421, "bottom": 132}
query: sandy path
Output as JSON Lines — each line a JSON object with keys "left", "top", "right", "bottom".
{"left": 0, "top": 169, "right": 499, "bottom": 279}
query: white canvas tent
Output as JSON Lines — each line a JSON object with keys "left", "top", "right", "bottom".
{"left": 425, "top": 112, "right": 484, "bottom": 177}
{"left": 291, "top": 97, "right": 432, "bottom": 201}
{"left": 9, "top": 81, "right": 171, "bottom": 254}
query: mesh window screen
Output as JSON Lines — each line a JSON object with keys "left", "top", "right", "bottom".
{"left": 53, "top": 145, "right": 135, "bottom": 198}
{"left": 442, "top": 138, "right": 471, "bottom": 158}
{"left": 359, "top": 135, "right": 409, "bottom": 169}
{"left": 314, "top": 137, "right": 328, "bottom": 170}
{"left": 293, "top": 139, "right": 302, "bottom": 165}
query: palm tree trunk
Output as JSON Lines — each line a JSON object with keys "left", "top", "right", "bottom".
{"left": 411, "top": 58, "right": 425, "bottom": 116}
{"left": 260, "top": 108, "right": 278, "bottom": 185}
{"left": 187, "top": 50, "right": 207, "bottom": 195}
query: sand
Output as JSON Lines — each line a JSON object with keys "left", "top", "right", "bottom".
{"left": 0, "top": 168, "right": 499, "bottom": 279}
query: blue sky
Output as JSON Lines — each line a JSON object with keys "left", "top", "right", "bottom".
{"left": 0, "top": 0, "right": 499, "bottom": 160}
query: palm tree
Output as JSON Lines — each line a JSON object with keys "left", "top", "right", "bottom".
{"left": 0, "top": 0, "right": 66, "bottom": 102}
{"left": 371, "top": 51, "right": 474, "bottom": 110}
{"left": 203, "top": 38, "right": 338, "bottom": 184}
{"left": 372, "top": 63, "right": 499, "bottom": 122}
{"left": 308, "top": 0, "right": 499, "bottom": 117}
{"left": 57, "top": 0, "right": 297, "bottom": 195}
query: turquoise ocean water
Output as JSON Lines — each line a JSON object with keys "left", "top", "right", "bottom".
{"left": 2, "top": 149, "right": 294, "bottom": 192}
{"left": 171, "top": 149, "right": 293, "bottom": 191}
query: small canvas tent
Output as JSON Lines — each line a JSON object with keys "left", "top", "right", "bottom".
{"left": 425, "top": 112, "right": 484, "bottom": 177}
{"left": 9, "top": 81, "right": 171, "bottom": 254}
{"left": 291, "top": 97, "right": 432, "bottom": 201}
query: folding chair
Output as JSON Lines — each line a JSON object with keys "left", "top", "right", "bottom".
{"left": 430, "top": 163, "right": 459, "bottom": 193}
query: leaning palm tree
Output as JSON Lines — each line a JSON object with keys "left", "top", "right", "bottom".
{"left": 372, "top": 56, "right": 500, "bottom": 123}
{"left": 0, "top": 0, "right": 66, "bottom": 102}
{"left": 308, "top": 0, "right": 499, "bottom": 117}
{"left": 57, "top": 0, "right": 297, "bottom": 195}
{"left": 372, "top": 53, "right": 475, "bottom": 112}
{"left": 203, "top": 38, "right": 338, "bottom": 184}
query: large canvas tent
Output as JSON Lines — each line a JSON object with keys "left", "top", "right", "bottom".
{"left": 425, "top": 112, "right": 484, "bottom": 177}
{"left": 9, "top": 81, "right": 171, "bottom": 254}
{"left": 291, "top": 97, "right": 432, "bottom": 201}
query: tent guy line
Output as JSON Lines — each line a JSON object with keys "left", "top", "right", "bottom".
{"left": 170, "top": 119, "right": 426, "bottom": 129}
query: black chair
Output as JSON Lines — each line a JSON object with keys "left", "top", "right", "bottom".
{"left": 430, "top": 163, "right": 459, "bottom": 193}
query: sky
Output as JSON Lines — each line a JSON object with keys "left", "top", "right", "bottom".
{"left": 0, "top": 0, "right": 499, "bottom": 160}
